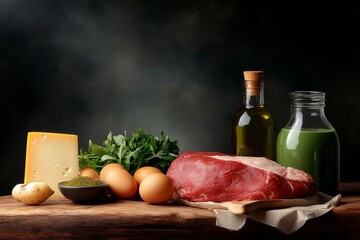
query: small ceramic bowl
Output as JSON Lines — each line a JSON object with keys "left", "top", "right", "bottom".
{"left": 58, "top": 181, "right": 109, "bottom": 204}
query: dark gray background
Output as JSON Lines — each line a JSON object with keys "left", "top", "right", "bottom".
{"left": 1, "top": 0, "right": 359, "bottom": 196}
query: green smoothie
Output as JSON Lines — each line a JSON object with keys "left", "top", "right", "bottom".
{"left": 276, "top": 128, "right": 340, "bottom": 195}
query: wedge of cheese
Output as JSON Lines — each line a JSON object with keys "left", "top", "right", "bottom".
{"left": 24, "top": 132, "right": 79, "bottom": 198}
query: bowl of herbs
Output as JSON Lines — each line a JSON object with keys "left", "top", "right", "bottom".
{"left": 58, "top": 176, "right": 109, "bottom": 204}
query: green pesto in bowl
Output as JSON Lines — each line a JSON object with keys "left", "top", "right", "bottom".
{"left": 58, "top": 177, "right": 109, "bottom": 204}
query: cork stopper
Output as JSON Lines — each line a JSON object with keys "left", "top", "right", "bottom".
{"left": 243, "top": 71, "right": 263, "bottom": 96}
{"left": 243, "top": 71, "right": 264, "bottom": 81}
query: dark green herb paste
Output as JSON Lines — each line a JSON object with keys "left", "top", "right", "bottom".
{"left": 61, "top": 176, "right": 103, "bottom": 187}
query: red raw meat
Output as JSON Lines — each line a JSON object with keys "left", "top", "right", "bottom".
{"left": 166, "top": 152, "right": 318, "bottom": 202}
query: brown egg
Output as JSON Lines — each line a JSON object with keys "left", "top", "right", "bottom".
{"left": 100, "top": 163, "right": 125, "bottom": 181}
{"left": 134, "top": 166, "right": 162, "bottom": 186}
{"left": 80, "top": 168, "right": 99, "bottom": 179}
{"left": 139, "top": 173, "right": 175, "bottom": 204}
{"left": 103, "top": 168, "right": 137, "bottom": 199}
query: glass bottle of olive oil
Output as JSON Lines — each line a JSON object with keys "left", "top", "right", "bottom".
{"left": 231, "top": 71, "right": 275, "bottom": 159}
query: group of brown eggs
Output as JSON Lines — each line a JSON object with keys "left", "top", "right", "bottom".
{"left": 80, "top": 164, "right": 175, "bottom": 204}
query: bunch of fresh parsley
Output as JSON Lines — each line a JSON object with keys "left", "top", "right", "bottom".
{"left": 78, "top": 128, "right": 180, "bottom": 174}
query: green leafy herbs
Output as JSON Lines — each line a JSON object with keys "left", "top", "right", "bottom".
{"left": 78, "top": 128, "right": 180, "bottom": 174}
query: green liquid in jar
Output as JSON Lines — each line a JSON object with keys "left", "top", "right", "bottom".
{"left": 232, "top": 106, "right": 275, "bottom": 159}
{"left": 276, "top": 128, "right": 340, "bottom": 195}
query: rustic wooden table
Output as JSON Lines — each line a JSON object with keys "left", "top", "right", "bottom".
{"left": 0, "top": 182, "right": 359, "bottom": 240}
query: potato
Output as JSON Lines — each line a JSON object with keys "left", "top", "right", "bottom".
{"left": 12, "top": 182, "right": 54, "bottom": 205}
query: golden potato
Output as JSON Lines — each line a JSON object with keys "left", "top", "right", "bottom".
{"left": 12, "top": 182, "right": 54, "bottom": 205}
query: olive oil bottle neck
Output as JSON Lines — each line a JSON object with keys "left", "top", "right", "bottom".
{"left": 243, "top": 81, "right": 265, "bottom": 107}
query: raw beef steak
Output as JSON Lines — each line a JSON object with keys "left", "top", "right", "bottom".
{"left": 166, "top": 152, "right": 318, "bottom": 202}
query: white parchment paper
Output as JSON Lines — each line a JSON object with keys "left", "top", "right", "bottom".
{"left": 213, "top": 193, "right": 341, "bottom": 234}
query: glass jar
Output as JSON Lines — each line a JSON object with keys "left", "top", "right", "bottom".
{"left": 276, "top": 91, "right": 340, "bottom": 195}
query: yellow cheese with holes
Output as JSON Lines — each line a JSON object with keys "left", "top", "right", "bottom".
{"left": 24, "top": 132, "right": 79, "bottom": 198}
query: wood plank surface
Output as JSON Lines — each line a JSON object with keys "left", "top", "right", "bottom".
{"left": 0, "top": 182, "right": 359, "bottom": 240}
